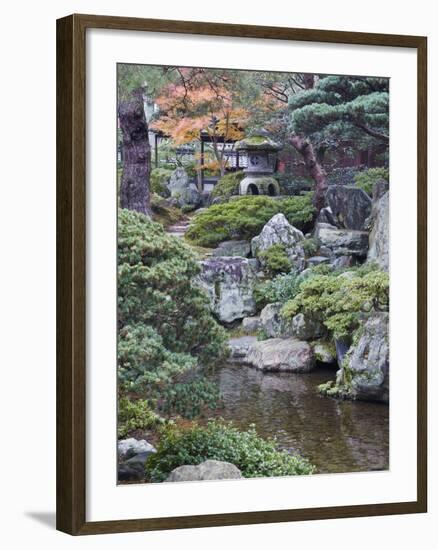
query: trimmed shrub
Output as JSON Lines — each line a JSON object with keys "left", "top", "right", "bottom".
{"left": 150, "top": 168, "right": 173, "bottom": 196}
{"left": 354, "top": 167, "right": 389, "bottom": 196}
{"left": 118, "top": 209, "right": 228, "bottom": 393}
{"left": 258, "top": 244, "right": 291, "bottom": 276}
{"left": 254, "top": 271, "right": 303, "bottom": 309}
{"left": 118, "top": 397, "right": 164, "bottom": 438}
{"left": 185, "top": 194, "right": 315, "bottom": 247}
{"left": 282, "top": 267, "right": 389, "bottom": 339}
{"left": 146, "top": 421, "right": 315, "bottom": 482}
{"left": 211, "top": 171, "right": 245, "bottom": 200}
{"left": 158, "top": 378, "right": 222, "bottom": 419}
{"left": 301, "top": 237, "right": 319, "bottom": 257}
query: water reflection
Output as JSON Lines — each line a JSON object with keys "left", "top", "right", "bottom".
{"left": 208, "top": 364, "right": 389, "bottom": 474}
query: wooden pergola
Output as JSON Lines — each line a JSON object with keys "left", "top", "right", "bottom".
{"left": 150, "top": 128, "right": 245, "bottom": 190}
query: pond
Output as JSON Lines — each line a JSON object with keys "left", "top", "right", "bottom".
{"left": 207, "top": 363, "right": 389, "bottom": 474}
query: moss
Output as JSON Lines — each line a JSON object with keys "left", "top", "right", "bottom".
{"left": 150, "top": 194, "right": 184, "bottom": 227}
{"left": 236, "top": 135, "right": 281, "bottom": 151}
{"left": 318, "top": 381, "right": 354, "bottom": 400}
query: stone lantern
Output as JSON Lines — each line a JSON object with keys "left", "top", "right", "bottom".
{"left": 235, "top": 130, "right": 281, "bottom": 196}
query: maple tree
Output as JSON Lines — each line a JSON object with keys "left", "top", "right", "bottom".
{"left": 151, "top": 68, "right": 250, "bottom": 176}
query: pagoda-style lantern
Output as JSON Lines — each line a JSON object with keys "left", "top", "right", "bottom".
{"left": 235, "top": 130, "right": 281, "bottom": 196}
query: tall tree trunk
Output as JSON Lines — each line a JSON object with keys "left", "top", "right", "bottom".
{"left": 302, "top": 73, "right": 315, "bottom": 89}
{"left": 118, "top": 89, "right": 152, "bottom": 216}
{"left": 290, "top": 134, "right": 327, "bottom": 212}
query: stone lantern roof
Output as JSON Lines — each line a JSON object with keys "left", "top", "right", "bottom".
{"left": 235, "top": 130, "right": 281, "bottom": 152}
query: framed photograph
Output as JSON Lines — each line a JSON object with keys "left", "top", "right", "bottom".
{"left": 56, "top": 14, "right": 427, "bottom": 535}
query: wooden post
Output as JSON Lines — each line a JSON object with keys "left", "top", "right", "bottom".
{"left": 155, "top": 133, "right": 158, "bottom": 168}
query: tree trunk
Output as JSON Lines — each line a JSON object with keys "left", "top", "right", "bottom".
{"left": 290, "top": 134, "right": 328, "bottom": 212}
{"left": 118, "top": 89, "right": 152, "bottom": 216}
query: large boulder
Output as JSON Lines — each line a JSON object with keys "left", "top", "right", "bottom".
{"left": 166, "top": 460, "right": 242, "bottom": 482}
{"left": 246, "top": 338, "right": 315, "bottom": 372}
{"left": 251, "top": 214, "right": 305, "bottom": 271}
{"left": 167, "top": 167, "right": 201, "bottom": 207}
{"left": 212, "top": 240, "right": 251, "bottom": 258}
{"left": 259, "top": 302, "right": 292, "bottom": 338}
{"left": 291, "top": 313, "right": 325, "bottom": 340}
{"left": 314, "top": 223, "right": 368, "bottom": 259}
{"left": 326, "top": 186, "right": 372, "bottom": 230}
{"left": 367, "top": 191, "right": 389, "bottom": 271}
{"left": 349, "top": 312, "right": 389, "bottom": 402}
{"left": 228, "top": 335, "right": 258, "bottom": 362}
{"left": 198, "top": 257, "right": 258, "bottom": 323}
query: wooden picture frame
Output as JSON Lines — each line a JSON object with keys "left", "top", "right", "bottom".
{"left": 56, "top": 13, "right": 427, "bottom": 535}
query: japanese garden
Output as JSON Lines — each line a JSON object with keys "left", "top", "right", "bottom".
{"left": 116, "top": 65, "right": 390, "bottom": 484}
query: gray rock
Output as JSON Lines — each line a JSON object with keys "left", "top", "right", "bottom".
{"left": 197, "top": 257, "right": 258, "bottom": 323}
{"left": 291, "top": 313, "right": 325, "bottom": 340}
{"left": 314, "top": 223, "right": 369, "bottom": 258}
{"left": 251, "top": 214, "right": 305, "bottom": 271}
{"left": 118, "top": 462, "right": 145, "bottom": 482}
{"left": 242, "top": 316, "right": 261, "bottom": 333}
{"left": 312, "top": 341, "right": 337, "bottom": 364}
{"left": 372, "top": 179, "right": 389, "bottom": 201}
{"left": 246, "top": 338, "right": 315, "bottom": 372}
{"left": 166, "top": 460, "right": 242, "bottom": 482}
{"left": 125, "top": 451, "right": 154, "bottom": 467}
{"left": 367, "top": 191, "right": 389, "bottom": 271}
{"left": 326, "top": 186, "right": 372, "bottom": 230}
{"left": 167, "top": 167, "right": 201, "bottom": 207}
{"left": 259, "top": 302, "right": 292, "bottom": 338}
{"left": 118, "top": 438, "right": 156, "bottom": 460}
{"left": 330, "top": 255, "right": 357, "bottom": 269}
{"left": 306, "top": 256, "right": 330, "bottom": 267}
{"left": 349, "top": 312, "right": 389, "bottom": 402}
{"left": 317, "top": 206, "right": 338, "bottom": 226}
{"left": 212, "top": 240, "right": 251, "bottom": 258}
{"left": 228, "top": 336, "right": 258, "bottom": 362}
{"left": 167, "top": 167, "right": 189, "bottom": 194}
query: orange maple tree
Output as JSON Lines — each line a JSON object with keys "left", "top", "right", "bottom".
{"left": 151, "top": 69, "right": 250, "bottom": 176}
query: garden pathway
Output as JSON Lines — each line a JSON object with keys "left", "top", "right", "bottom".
{"left": 166, "top": 218, "right": 191, "bottom": 238}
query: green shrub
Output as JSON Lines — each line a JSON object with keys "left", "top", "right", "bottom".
{"left": 258, "top": 244, "right": 291, "bottom": 276}
{"left": 354, "top": 167, "right": 389, "bottom": 196}
{"left": 185, "top": 194, "right": 315, "bottom": 247}
{"left": 254, "top": 271, "right": 303, "bottom": 309}
{"left": 211, "top": 171, "right": 245, "bottom": 200}
{"left": 150, "top": 168, "right": 173, "bottom": 196}
{"left": 118, "top": 209, "right": 228, "bottom": 393}
{"left": 282, "top": 268, "right": 389, "bottom": 339}
{"left": 118, "top": 397, "right": 164, "bottom": 438}
{"left": 158, "top": 378, "right": 222, "bottom": 419}
{"left": 301, "top": 237, "right": 319, "bottom": 257}
{"left": 146, "top": 421, "right": 315, "bottom": 482}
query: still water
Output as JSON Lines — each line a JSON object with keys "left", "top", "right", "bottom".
{"left": 208, "top": 364, "right": 389, "bottom": 474}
